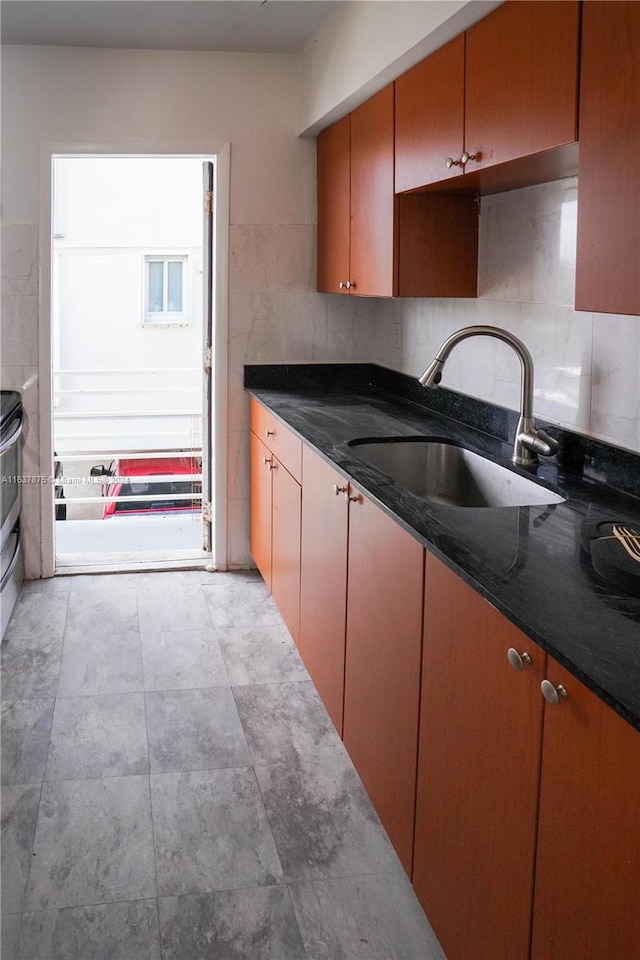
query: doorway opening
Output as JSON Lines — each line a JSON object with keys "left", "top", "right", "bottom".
{"left": 50, "top": 155, "right": 214, "bottom": 571}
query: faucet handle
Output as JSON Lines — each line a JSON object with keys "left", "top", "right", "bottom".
{"left": 520, "top": 427, "right": 560, "bottom": 459}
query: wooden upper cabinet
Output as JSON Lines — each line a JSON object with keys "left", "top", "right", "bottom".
{"left": 317, "top": 114, "right": 350, "bottom": 294}
{"left": 395, "top": 35, "right": 465, "bottom": 192}
{"left": 575, "top": 1, "right": 640, "bottom": 317}
{"left": 349, "top": 85, "right": 396, "bottom": 298}
{"left": 317, "top": 80, "right": 478, "bottom": 299}
{"left": 414, "top": 553, "right": 545, "bottom": 960}
{"left": 465, "top": 1, "right": 580, "bottom": 171}
{"left": 532, "top": 659, "right": 640, "bottom": 960}
{"left": 317, "top": 87, "right": 396, "bottom": 297}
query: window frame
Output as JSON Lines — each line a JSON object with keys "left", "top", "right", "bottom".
{"left": 142, "top": 254, "right": 189, "bottom": 326}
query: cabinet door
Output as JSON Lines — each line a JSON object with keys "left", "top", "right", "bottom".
{"left": 349, "top": 85, "right": 396, "bottom": 297}
{"left": 532, "top": 660, "right": 640, "bottom": 960}
{"left": 575, "top": 1, "right": 640, "bottom": 316}
{"left": 397, "top": 193, "right": 478, "bottom": 298}
{"left": 250, "top": 399, "right": 302, "bottom": 483}
{"left": 413, "top": 554, "right": 545, "bottom": 960}
{"left": 249, "top": 431, "right": 272, "bottom": 589}
{"left": 395, "top": 35, "right": 465, "bottom": 192}
{"left": 343, "top": 491, "right": 424, "bottom": 873}
{"left": 317, "top": 115, "right": 350, "bottom": 295}
{"left": 465, "top": 0, "right": 579, "bottom": 171}
{"left": 271, "top": 459, "right": 301, "bottom": 645}
{"left": 299, "top": 447, "right": 349, "bottom": 734}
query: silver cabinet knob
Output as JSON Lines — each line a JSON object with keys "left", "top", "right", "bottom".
{"left": 262, "top": 456, "right": 271, "bottom": 465}
{"left": 333, "top": 484, "right": 348, "bottom": 496}
{"left": 507, "top": 648, "right": 532, "bottom": 671}
{"left": 541, "top": 679, "right": 568, "bottom": 705}
{"left": 339, "top": 281, "right": 346, "bottom": 289}
{"left": 461, "top": 151, "right": 478, "bottom": 165}
{"left": 265, "top": 429, "right": 275, "bottom": 438}
{"left": 345, "top": 281, "right": 356, "bottom": 290}
{"left": 347, "top": 492, "right": 361, "bottom": 503}
{"left": 445, "top": 157, "right": 462, "bottom": 169}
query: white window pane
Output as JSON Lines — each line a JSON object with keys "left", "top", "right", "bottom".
{"left": 167, "top": 261, "right": 183, "bottom": 312}
{"left": 148, "top": 261, "right": 164, "bottom": 312}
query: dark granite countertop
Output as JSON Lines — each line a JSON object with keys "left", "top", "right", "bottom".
{"left": 245, "top": 363, "right": 640, "bottom": 732}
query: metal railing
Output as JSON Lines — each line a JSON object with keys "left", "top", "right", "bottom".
{"left": 53, "top": 368, "right": 203, "bottom": 512}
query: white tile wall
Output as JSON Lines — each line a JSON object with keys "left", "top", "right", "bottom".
{"left": 385, "top": 177, "right": 640, "bottom": 454}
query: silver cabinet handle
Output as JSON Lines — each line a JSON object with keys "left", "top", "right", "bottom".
{"left": 507, "top": 648, "right": 532, "bottom": 671}
{"left": 346, "top": 281, "right": 356, "bottom": 290}
{"left": 541, "top": 679, "right": 568, "bottom": 705}
{"left": 445, "top": 157, "right": 462, "bottom": 168}
{"left": 461, "top": 151, "right": 478, "bottom": 165}
{"left": 339, "top": 281, "right": 347, "bottom": 290}
{"left": 262, "top": 457, "right": 271, "bottom": 465}
{"left": 333, "top": 484, "right": 348, "bottom": 496}
{"left": 347, "top": 492, "right": 361, "bottom": 503}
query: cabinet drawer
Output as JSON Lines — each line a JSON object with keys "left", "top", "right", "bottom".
{"left": 250, "top": 398, "right": 302, "bottom": 483}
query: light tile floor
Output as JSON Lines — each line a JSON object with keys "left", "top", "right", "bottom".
{"left": 1, "top": 570, "right": 447, "bottom": 960}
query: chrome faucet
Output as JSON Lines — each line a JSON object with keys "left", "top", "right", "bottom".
{"left": 419, "top": 325, "right": 559, "bottom": 466}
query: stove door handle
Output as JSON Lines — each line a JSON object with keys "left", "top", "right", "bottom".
{"left": 0, "top": 411, "right": 24, "bottom": 455}
{"left": 1, "top": 520, "right": 21, "bottom": 591}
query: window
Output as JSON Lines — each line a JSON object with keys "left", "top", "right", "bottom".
{"left": 143, "top": 256, "right": 188, "bottom": 324}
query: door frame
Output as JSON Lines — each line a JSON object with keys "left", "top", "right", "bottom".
{"left": 38, "top": 140, "right": 230, "bottom": 576}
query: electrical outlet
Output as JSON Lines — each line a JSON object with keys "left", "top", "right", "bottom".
{"left": 392, "top": 323, "right": 402, "bottom": 351}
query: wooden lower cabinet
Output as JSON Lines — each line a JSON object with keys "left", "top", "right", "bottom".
{"left": 414, "top": 553, "right": 545, "bottom": 960}
{"left": 342, "top": 492, "right": 425, "bottom": 874}
{"left": 415, "top": 553, "right": 640, "bottom": 960}
{"left": 532, "top": 659, "right": 640, "bottom": 960}
{"left": 298, "top": 446, "right": 348, "bottom": 734}
{"left": 249, "top": 431, "right": 273, "bottom": 589}
{"left": 251, "top": 416, "right": 640, "bottom": 959}
{"left": 270, "top": 457, "right": 301, "bottom": 644}
{"left": 249, "top": 405, "right": 301, "bottom": 643}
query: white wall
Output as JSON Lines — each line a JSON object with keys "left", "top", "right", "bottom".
{"left": 1, "top": 44, "right": 386, "bottom": 575}
{"left": 1, "top": 46, "right": 316, "bottom": 227}
{"left": 299, "top": 0, "right": 501, "bottom": 134}
{"left": 54, "top": 157, "right": 204, "bottom": 247}
{"left": 53, "top": 157, "right": 204, "bottom": 454}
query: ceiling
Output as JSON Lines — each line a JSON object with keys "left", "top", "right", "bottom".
{"left": 0, "top": 1, "right": 342, "bottom": 53}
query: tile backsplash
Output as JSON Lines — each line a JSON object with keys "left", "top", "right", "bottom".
{"left": 383, "top": 177, "right": 640, "bottom": 455}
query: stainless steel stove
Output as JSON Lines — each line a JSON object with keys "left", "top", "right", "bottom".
{"left": 1, "top": 390, "right": 24, "bottom": 638}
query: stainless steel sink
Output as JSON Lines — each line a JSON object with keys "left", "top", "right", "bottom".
{"left": 348, "top": 437, "right": 565, "bottom": 508}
